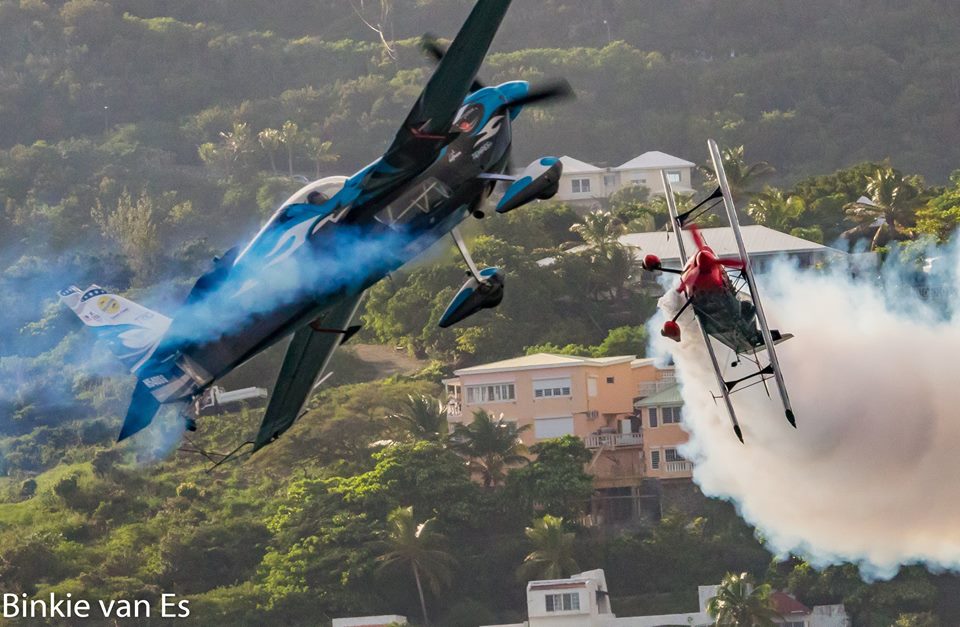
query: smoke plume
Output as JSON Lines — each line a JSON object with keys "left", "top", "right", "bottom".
{"left": 654, "top": 248, "right": 960, "bottom": 577}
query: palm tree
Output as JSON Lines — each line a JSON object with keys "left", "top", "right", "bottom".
{"left": 569, "top": 210, "right": 636, "bottom": 301}
{"left": 570, "top": 210, "right": 626, "bottom": 260}
{"left": 747, "top": 187, "right": 806, "bottom": 231}
{"left": 707, "top": 572, "right": 781, "bottom": 626}
{"left": 257, "top": 127, "right": 282, "bottom": 173}
{"left": 278, "top": 120, "right": 302, "bottom": 176}
{"left": 388, "top": 394, "right": 448, "bottom": 441}
{"left": 843, "top": 166, "right": 921, "bottom": 250}
{"left": 699, "top": 145, "right": 775, "bottom": 202}
{"left": 451, "top": 409, "right": 530, "bottom": 488}
{"left": 305, "top": 136, "right": 339, "bottom": 178}
{"left": 517, "top": 515, "right": 579, "bottom": 581}
{"left": 218, "top": 122, "right": 254, "bottom": 170}
{"left": 375, "top": 506, "right": 456, "bottom": 627}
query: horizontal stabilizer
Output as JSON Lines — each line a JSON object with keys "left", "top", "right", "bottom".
{"left": 725, "top": 364, "right": 775, "bottom": 392}
{"left": 118, "top": 380, "right": 162, "bottom": 441}
{"left": 755, "top": 331, "right": 794, "bottom": 351}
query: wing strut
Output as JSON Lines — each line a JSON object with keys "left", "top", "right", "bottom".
{"left": 661, "top": 169, "right": 744, "bottom": 442}
{"left": 707, "top": 140, "right": 796, "bottom": 428}
{"left": 451, "top": 226, "right": 482, "bottom": 281}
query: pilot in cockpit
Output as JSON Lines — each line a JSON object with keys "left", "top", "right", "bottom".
{"left": 307, "top": 190, "right": 328, "bottom": 205}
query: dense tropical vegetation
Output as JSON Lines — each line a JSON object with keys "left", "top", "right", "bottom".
{"left": 2, "top": 0, "right": 960, "bottom": 624}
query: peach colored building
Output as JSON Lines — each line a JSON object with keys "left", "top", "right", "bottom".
{"left": 444, "top": 353, "right": 685, "bottom": 523}
{"left": 634, "top": 385, "right": 692, "bottom": 480}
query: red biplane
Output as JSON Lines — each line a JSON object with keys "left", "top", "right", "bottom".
{"left": 640, "top": 140, "right": 796, "bottom": 442}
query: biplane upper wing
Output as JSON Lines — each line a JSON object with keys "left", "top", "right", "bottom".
{"left": 661, "top": 170, "right": 744, "bottom": 441}
{"left": 353, "top": 0, "right": 512, "bottom": 200}
{"left": 707, "top": 139, "right": 796, "bottom": 427}
{"left": 252, "top": 292, "right": 364, "bottom": 452}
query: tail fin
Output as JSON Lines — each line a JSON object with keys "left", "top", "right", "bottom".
{"left": 59, "top": 285, "right": 171, "bottom": 373}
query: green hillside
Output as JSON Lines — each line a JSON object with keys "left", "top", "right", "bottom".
{"left": 1, "top": 0, "right": 960, "bottom": 625}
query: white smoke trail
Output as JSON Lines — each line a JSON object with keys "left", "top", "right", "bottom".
{"left": 653, "top": 250, "right": 960, "bottom": 577}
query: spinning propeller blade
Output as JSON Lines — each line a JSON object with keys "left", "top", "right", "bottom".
{"left": 689, "top": 224, "right": 707, "bottom": 250}
{"left": 421, "top": 33, "right": 486, "bottom": 92}
{"left": 504, "top": 78, "right": 575, "bottom": 109}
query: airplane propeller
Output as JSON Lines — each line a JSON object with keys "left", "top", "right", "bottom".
{"left": 421, "top": 33, "right": 486, "bottom": 93}
{"left": 419, "top": 33, "right": 574, "bottom": 192}
{"left": 420, "top": 34, "right": 574, "bottom": 108}
{"left": 503, "top": 78, "right": 575, "bottom": 109}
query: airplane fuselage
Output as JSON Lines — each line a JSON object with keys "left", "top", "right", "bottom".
{"left": 138, "top": 83, "right": 526, "bottom": 404}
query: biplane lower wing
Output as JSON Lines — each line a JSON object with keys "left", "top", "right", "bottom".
{"left": 252, "top": 292, "right": 364, "bottom": 452}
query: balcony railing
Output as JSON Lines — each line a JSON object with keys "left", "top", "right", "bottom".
{"left": 584, "top": 432, "right": 643, "bottom": 449}
{"left": 447, "top": 401, "right": 463, "bottom": 418}
{"left": 664, "top": 460, "right": 693, "bottom": 473}
{"left": 637, "top": 378, "right": 677, "bottom": 398}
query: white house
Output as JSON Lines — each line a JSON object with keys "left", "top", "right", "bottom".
{"left": 553, "top": 151, "right": 696, "bottom": 206}
{"left": 481, "top": 569, "right": 850, "bottom": 627}
{"left": 331, "top": 616, "right": 406, "bottom": 627}
{"left": 614, "top": 151, "right": 696, "bottom": 196}
{"left": 557, "top": 156, "right": 606, "bottom": 202}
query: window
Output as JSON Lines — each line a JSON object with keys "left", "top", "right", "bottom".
{"left": 665, "top": 448, "right": 682, "bottom": 462}
{"left": 534, "top": 378, "right": 572, "bottom": 398}
{"left": 587, "top": 377, "right": 598, "bottom": 397}
{"left": 648, "top": 408, "right": 658, "bottom": 428}
{"left": 545, "top": 592, "right": 580, "bottom": 612}
{"left": 571, "top": 178, "right": 591, "bottom": 193}
{"left": 605, "top": 376, "right": 615, "bottom": 384}
{"left": 603, "top": 174, "right": 617, "bottom": 187}
{"left": 662, "top": 405, "right": 682, "bottom": 424}
{"left": 667, "top": 170, "right": 682, "bottom": 184}
{"left": 650, "top": 450, "right": 661, "bottom": 470}
{"left": 465, "top": 383, "right": 515, "bottom": 404}
{"left": 375, "top": 178, "right": 451, "bottom": 227}
{"left": 535, "top": 416, "right": 575, "bottom": 439}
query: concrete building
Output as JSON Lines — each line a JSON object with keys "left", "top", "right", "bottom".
{"left": 553, "top": 151, "right": 696, "bottom": 206}
{"left": 635, "top": 385, "right": 691, "bottom": 481}
{"left": 444, "top": 353, "right": 678, "bottom": 522}
{"left": 481, "top": 570, "right": 850, "bottom": 627}
{"left": 331, "top": 616, "right": 406, "bottom": 627}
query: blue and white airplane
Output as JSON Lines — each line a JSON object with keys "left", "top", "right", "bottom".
{"left": 60, "top": 0, "right": 569, "bottom": 453}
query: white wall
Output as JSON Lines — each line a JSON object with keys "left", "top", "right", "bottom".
{"left": 332, "top": 616, "right": 407, "bottom": 627}
{"left": 810, "top": 605, "right": 852, "bottom": 627}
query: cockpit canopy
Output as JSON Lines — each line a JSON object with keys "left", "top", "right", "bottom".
{"left": 280, "top": 176, "right": 349, "bottom": 207}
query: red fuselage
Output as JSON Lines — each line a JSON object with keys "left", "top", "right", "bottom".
{"left": 678, "top": 247, "right": 729, "bottom": 295}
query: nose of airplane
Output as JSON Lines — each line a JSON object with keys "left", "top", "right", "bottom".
{"left": 496, "top": 80, "right": 530, "bottom": 118}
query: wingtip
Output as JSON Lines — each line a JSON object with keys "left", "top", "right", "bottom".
{"left": 786, "top": 409, "right": 797, "bottom": 428}
{"left": 734, "top": 424, "right": 744, "bottom": 443}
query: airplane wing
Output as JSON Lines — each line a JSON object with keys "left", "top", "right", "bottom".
{"left": 707, "top": 139, "right": 796, "bottom": 428}
{"left": 661, "top": 170, "right": 744, "bottom": 441}
{"left": 354, "top": 0, "right": 512, "bottom": 197}
{"left": 252, "top": 292, "right": 364, "bottom": 452}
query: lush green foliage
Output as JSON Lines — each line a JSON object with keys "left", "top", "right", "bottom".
{"left": 2, "top": 0, "right": 960, "bottom": 624}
